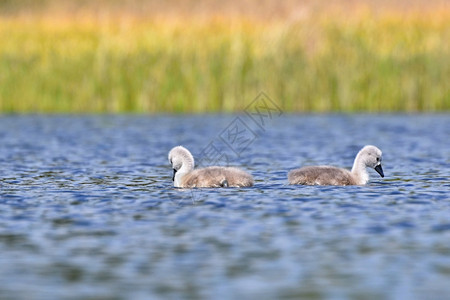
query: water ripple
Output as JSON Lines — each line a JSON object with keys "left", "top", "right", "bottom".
{"left": 0, "top": 114, "right": 449, "bottom": 299}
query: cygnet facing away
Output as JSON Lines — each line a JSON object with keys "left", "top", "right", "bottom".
{"left": 168, "top": 146, "right": 254, "bottom": 188}
{"left": 288, "top": 145, "right": 384, "bottom": 186}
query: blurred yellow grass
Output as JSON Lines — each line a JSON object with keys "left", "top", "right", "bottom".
{"left": 0, "top": 8, "right": 449, "bottom": 112}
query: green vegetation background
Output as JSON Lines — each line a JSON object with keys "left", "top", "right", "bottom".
{"left": 0, "top": 0, "right": 449, "bottom": 113}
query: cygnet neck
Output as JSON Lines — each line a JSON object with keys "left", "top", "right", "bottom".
{"left": 173, "top": 148, "right": 195, "bottom": 187}
{"left": 351, "top": 150, "right": 369, "bottom": 185}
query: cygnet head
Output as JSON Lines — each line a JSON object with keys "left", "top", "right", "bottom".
{"left": 359, "top": 145, "right": 384, "bottom": 177}
{"left": 168, "top": 146, "right": 195, "bottom": 184}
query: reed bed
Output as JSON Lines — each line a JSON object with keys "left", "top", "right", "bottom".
{"left": 0, "top": 5, "right": 449, "bottom": 112}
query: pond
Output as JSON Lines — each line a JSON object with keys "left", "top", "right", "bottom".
{"left": 0, "top": 114, "right": 449, "bottom": 299}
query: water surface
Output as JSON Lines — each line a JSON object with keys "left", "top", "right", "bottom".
{"left": 0, "top": 114, "right": 449, "bottom": 299}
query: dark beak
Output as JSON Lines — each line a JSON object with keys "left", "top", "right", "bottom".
{"left": 172, "top": 169, "right": 177, "bottom": 181}
{"left": 374, "top": 165, "right": 384, "bottom": 178}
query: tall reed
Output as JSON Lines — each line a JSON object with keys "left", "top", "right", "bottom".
{"left": 0, "top": 11, "right": 449, "bottom": 113}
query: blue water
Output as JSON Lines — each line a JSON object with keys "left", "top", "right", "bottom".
{"left": 0, "top": 114, "right": 449, "bottom": 299}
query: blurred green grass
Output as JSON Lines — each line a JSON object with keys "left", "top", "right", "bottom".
{"left": 0, "top": 10, "right": 449, "bottom": 112}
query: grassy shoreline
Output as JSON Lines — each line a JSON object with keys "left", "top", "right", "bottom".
{"left": 1, "top": 10, "right": 449, "bottom": 113}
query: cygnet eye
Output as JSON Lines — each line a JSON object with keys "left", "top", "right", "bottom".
{"left": 376, "top": 157, "right": 380, "bottom": 162}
